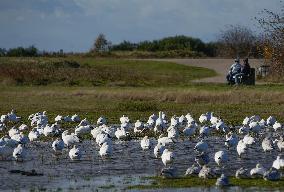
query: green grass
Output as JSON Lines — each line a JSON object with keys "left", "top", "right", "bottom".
{"left": 0, "top": 57, "right": 216, "bottom": 87}
{"left": 128, "top": 176, "right": 284, "bottom": 189}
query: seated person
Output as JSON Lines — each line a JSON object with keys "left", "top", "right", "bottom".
{"left": 235, "top": 58, "right": 251, "bottom": 84}
{"left": 226, "top": 59, "right": 242, "bottom": 84}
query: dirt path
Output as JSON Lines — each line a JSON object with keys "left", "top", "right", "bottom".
{"left": 148, "top": 59, "right": 263, "bottom": 83}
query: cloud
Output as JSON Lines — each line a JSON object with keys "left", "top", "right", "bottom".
{"left": 0, "top": 0, "right": 282, "bottom": 51}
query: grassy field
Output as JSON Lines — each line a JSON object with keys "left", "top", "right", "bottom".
{"left": 0, "top": 57, "right": 284, "bottom": 127}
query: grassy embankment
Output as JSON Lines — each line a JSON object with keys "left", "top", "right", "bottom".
{"left": 128, "top": 176, "right": 284, "bottom": 189}
{"left": 0, "top": 57, "right": 284, "bottom": 127}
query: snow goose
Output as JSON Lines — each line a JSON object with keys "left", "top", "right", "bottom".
{"left": 198, "top": 165, "right": 217, "bottom": 179}
{"left": 28, "top": 128, "right": 40, "bottom": 142}
{"left": 134, "top": 120, "right": 144, "bottom": 133}
{"left": 183, "top": 122, "right": 197, "bottom": 137}
{"left": 71, "top": 114, "right": 80, "bottom": 123}
{"left": 75, "top": 125, "right": 92, "bottom": 136}
{"left": 161, "top": 149, "right": 175, "bottom": 166}
{"left": 96, "top": 132, "right": 111, "bottom": 146}
{"left": 199, "top": 126, "right": 210, "bottom": 137}
{"left": 0, "top": 122, "right": 6, "bottom": 131}
{"left": 170, "top": 115, "right": 179, "bottom": 128}
{"left": 275, "top": 136, "right": 284, "bottom": 151}
{"left": 0, "top": 114, "right": 8, "bottom": 123}
{"left": 154, "top": 111, "right": 166, "bottom": 132}
{"left": 52, "top": 138, "right": 65, "bottom": 153}
{"left": 7, "top": 109, "right": 21, "bottom": 123}
{"left": 235, "top": 167, "right": 249, "bottom": 179}
{"left": 178, "top": 115, "right": 186, "bottom": 126}
{"left": 154, "top": 143, "right": 166, "bottom": 158}
{"left": 99, "top": 142, "right": 112, "bottom": 157}
{"left": 214, "top": 151, "right": 228, "bottom": 166}
{"left": 43, "top": 124, "right": 57, "bottom": 137}
{"left": 199, "top": 114, "right": 209, "bottom": 124}
{"left": 195, "top": 152, "right": 210, "bottom": 166}
{"left": 185, "top": 113, "right": 195, "bottom": 124}
{"left": 8, "top": 127, "right": 19, "bottom": 138}
{"left": 11, "top": 132, "right": 29, "bottom": 145}
{"left": 225, "top": 133, "right": 238, "bottom": 149}
{"left": 243, "top": 134, "right": 255, "bottom": 145}
{"left": 237, "top": 140, "right": 247, "bottom": 158}
{"left": 0, "top": 136, "right": 18, "bottom": 148}
{"left": 167, "top": 126, "right": 179, "bottom": 139}
{"left": 272, "top": 155, "right": 284, "bottom": 170}
{"left": 185, "top": 164, "right": 201, "bottom": 176}
{"left": 250, "top": 163, "right": 266, "bottom": 178}
{"left": 238, "top": 126, "right": 249, "bottom": 135}
{"left": 273, "top": 121, "right": 282, "bottom": 131}
{"left": 194, "top": 140, "right": 209, "bottom": 153}
{"left": 267, "top": 116, "right": 276, "bottom": 126}
{"left": 13, "top": 144, "right": 27, "bottom": 161}
{"left": 158, "top": 134, "right": 173, "bottom": 146}
{"left": 78, "top": 118, "right": 90, "bottom": 126}
{"left": 115, "top": 127, "right": 129, "bottom": 140}
{"left": 146, "top": 114, "right": 157, "bottom": 128}
{"left": 216, "top": 174, "right": 229, "bottom": 186}
{"left": 62, "top": 130, "right": 80, "bottom": 147}
{"left": 54, "top": 115, "right": 63, "bottom": 122}
{"left": 249, "top": 121, "right": 261, "bottom": 134}
{"left": 69, "top": 145, "right": 82, "bottom": 160}
{"left": 19, "top": 124, "right": 28, "bottom": 131}
{"left": 140, "top": 136, "right": 152, "bottom": 150}
{"left": 261, "top": 137, "right": 274, "bottom": 152}
{"left": 97, "top": 116, "right": 107, "bottom": 126}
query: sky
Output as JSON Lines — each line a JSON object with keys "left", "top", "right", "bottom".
{"left": 0, "top": 0, "right": 281, "bottom": 52}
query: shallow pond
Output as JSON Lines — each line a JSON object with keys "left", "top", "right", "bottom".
{"left": 0, "top": 135, "right": 282, "bottom": 191}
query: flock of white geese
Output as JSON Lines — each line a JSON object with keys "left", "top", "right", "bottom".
{"left": 1, "top": 109, "right": 284, "bottom": 187}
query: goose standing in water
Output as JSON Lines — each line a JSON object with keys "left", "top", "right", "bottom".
{"left": 160, "top": 166, "right": 177, "bottom": 178}
{"left": 273, "top": 121, "right": 282, "bottom": 131}
{"left": 237, "top": 140, "right": 247, "bottom": 158}
{"left": 250, "top": 163, "right": 266, "bottom": 178}
{"left": 69, "top": 145, "right": 82, "bottom": 160}
{"left": 28, "top": 128, "right": 40, "bottom": 142}
{"left": 62, "top": 130, "right": 80, "bottom": 147}
{"left": 52, "top": 138, "right": 65, "bottom": 153}
{"left": 134, "top": 120, "right": 144, "bottom": 133}
{"left": 154, "top": 112, "right": 166, "bottom": 132}
{"left": 275, "top": 136, "right": 284, "bottom": 151}
{"left": 13, "top": 144, "right": 27, "bottom": 161}
{"left": 99, "top": 142, "right": 112, "bottom": 158}
{"left": 214, "top": 150, "right": 228, "bottom": 166}
{"left": 140, "top": 136, "right": 152, "bottom": 150}
{"left": 185, "top": 164, "right": 201, "bottom": 176}
{"left": 199, "top": 126, "right": 211, "bottom": 138}
{"left": 194, "top": 140, "right": 209, "bottom": 153}
{"left": 243, "top": 134, "right": 255, "bottom": 145}
{"left": 195, "top": 152, "right": 210, "bottom": 167}
{"left": 154, "top": 143, "right": 166, "bottom": 158}
{"left": 115, "top": 127, "right": 129, "bottom": 140}
{"left": 161, "top": 149, "right": 175, "bottom": 166}
{"left": 261, "top": 137, "right": 274, "bottom": 152}
{"left": 183, "top": 122, "right": 197, "bottom": 137}
{"left": 11, "top": 132, "right": 29, "bottom": 145}
{"left": 272, "top": 155, "right": 284, "bottom": 170}
{"left": 198, "top": 165, "right": 216, "bottom": 179}
{"left": 225, "top": 132, "right": 238, "bottom": 149}
{"left": 75, "top": 125, "right": 92, "bottom": 136}
{"left": 235, "top": 167, "right": 250, "bottom": 179}
{"left": 8, "top": 127, "right": 19, "bottom": 138}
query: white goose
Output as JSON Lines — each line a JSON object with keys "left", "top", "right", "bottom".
{"left": 13, "top": 144, "right": 27, "bottom": 161}
{"left": 183, "top": 122, "right": 197, "bottom": 137}
{"left": 75, "top": 125, "right": 92, "bottom": 136}
{"left": 161, "top": 149, "right": 175, "bottom": 166}
{"left": 272, "top": 156, "right": 284, "bottom": 170}
{"left": 194, "top": 140, "right": 209, "bottom": 153}
{"left": 250, "top": 163, "right": 266, "bottom": 178}
{"left": 115, "top": 127, "right": 129, "bottom": 140}
{"left": 62, "top": 130, "right": 80, "bottom": 147}
{"left": 99, "top": 142, "right": 112, "bottom": 157}
{"left": 140, "top": 136, "right": 152, "bottom": 150}
{"left": 154, "top": 112, "right": 166, "bottom": 132}
{"left": 237, "top": 140, "right": 247, "bottom": 157}
{"left": 273, "top": 121, "right": 282, "bottom": 131}
{"left": 97, "top": 116, "right": 107, "bottom": 126}
{"left": 8, "top": 127, "right": 19, "bottom": 138}
{"left": 261, "top": 137, "right": 274, "bottom": 152}
{"left": 154, "top": 143, "right": 166, "bottom": 158}
{"left": 52, "top": 138, "right": 65, "bottom": 153}
{"left": 28, "top": 128, "right": 40, "bottom": 142}
{"left": 214, "top": 150, "right": 228, "bottom": 166}
{"left": 19, "top": 124, "right": 28, "bottom": 131}
{"left": 243, "top": 134, "right": 255, "bottom": 145}
{"left": 134, "top": 120, "right": 144, "bottom": 133}
{"left": 11, "top": 132, "right": 29, "bottom": 145}
{"left": 7, "top": 109, "right": 21, "bottom": 123}
{"left": 69, "top": 145, "right": 82, "bottom": 160}
{"left": 96, "top": 132, "right": 111, "bottom": 146}
{"left": 71, "top": 114, "right": 80, "bottom": 123}
{"left": 267, "top": 116, "right": 276, "bottom": 126}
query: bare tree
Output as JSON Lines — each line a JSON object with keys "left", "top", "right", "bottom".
{"left": 217, "top": 25, "right": 257, "bottom": 58}
{"left": 257, "top": 2, "right": 284, "bottom": 76}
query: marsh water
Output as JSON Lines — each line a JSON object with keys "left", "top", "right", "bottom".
{"left": 0, "top": 136, "right": 282, "bottom": 191}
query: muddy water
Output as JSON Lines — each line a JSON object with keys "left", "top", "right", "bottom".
{"left": 0, "top": 136, "right": 281, "bottom": 191}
